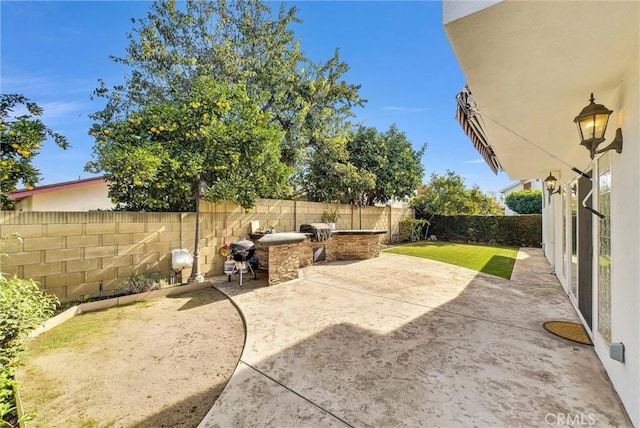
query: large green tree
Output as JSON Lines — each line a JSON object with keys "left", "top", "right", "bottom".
{"left": 301, "top": 122, "right": 375, "bottom": 204}
{"left": 87, "top": 77, "right": 288, "bottom": 211}
{"left": 0, "top": 94, "right": 69, "bottom": 209}
{"left": 89, "top": 0, "right": 365, "bottom": 208}
{"left": 411, "top": 170, "right": 502, "bottom": 218}
{"left": 347, "top": 124, "right": 425, "bottom": 206}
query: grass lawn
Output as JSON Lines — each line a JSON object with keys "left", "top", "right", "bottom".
{"left": 384, "top": 241, "right": 519, "bottom": 279}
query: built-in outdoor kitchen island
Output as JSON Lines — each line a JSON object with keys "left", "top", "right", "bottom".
{"left": 250, "top": 225, "right": 386, "bottom": 286}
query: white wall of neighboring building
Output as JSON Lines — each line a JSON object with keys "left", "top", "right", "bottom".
{"left": 14, "top": 180, "right": 113, "bottom": 211}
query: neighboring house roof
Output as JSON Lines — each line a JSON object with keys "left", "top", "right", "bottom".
{"left": 8, "top": 176, "right": 114, "bottom": 212}
{"left": 498, "top": 181, "right": 523, "bottom": 195}
{"left": 499, "top": 179, "right": 543, "bottom": 195}
{"left": 9, "top": 176, "right": 106, "bottom": 202}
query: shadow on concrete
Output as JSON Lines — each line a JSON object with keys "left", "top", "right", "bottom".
{"left": 135, "top": 385, "right": 225, "bottom": 428}
{"left": 167, "top": 287, "right": 228, "bottom": 311}
{"left": 480, "top": 254, "right": 517, "bottom": 279}
{"left": 201, "top": 250, "right": 631, "bottom": 427}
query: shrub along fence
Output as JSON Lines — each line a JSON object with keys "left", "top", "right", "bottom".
{"left": 0, "top": 199, "right": 412, "bottom": 302}
{"left": 425, "top": 215, "right": 542, "bottom": 248}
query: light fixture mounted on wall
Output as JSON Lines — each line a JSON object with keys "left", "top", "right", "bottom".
{"left": 574, "top": 93, "right": 623, "bottom": 159}
{"left": 544, "top": 172, "right": 561, "bottom": 203}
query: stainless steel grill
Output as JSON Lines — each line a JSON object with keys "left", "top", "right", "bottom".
{"left": 299, "top": 223, "right": 332, "bottom": 241}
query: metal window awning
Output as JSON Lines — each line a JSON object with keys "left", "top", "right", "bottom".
{"left": 455, "top": 85, "right": 503, "bottom": 174}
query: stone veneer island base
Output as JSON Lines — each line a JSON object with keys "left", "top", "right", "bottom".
{"left": 253, "top": 230, "right": 386, "bottom": 286}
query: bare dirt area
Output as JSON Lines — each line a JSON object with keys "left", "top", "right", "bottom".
{"left": 17, "top": 286, "right": 244, "bottom": 428}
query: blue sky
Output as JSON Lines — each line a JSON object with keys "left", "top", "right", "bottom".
{"left": 1, "top": 1, "right": 514, "bottom": 195}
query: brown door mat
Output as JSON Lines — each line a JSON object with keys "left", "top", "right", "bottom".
{"left": 543, "top": 321, "right": 593, "bottom": 346}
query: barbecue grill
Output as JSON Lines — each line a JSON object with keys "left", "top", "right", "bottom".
{"left": 300, "top": 223, "right": 332, "bottom": 263}
{"left": 299, "top": 223, "right": 332, "bottom": 241}
{"left": 226, "top": 239, "right": 257, "bottom": 286}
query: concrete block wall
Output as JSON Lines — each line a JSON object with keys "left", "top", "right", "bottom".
{"left": 0, "top": 211, "right": 197, "bottom": 301}
{"left": 0, "top": 200, "right": 413, "bottom": 301}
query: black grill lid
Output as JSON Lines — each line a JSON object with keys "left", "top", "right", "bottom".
{"left": 300, "top": 223, "right": 332, "bottom": 241}
{"left": 300, "top": 223, "right": 331, "bottom": 231}
{"left": 230, "top": 239, "right": 255, "bottom": 252}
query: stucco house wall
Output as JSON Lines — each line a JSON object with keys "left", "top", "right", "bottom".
{"left": 444, "top": 1, "right": 639, "bottom": 424}
{"left": 596, "top": 55, "right": 639, "bottom": 419}
{"left": 547, "top": 47, "right": 639, "bottom": 426}
{"left": 10, "top": 177, "right": 114, "bottom": 211}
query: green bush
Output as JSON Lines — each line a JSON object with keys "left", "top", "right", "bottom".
{"left": 426, "top": 215, "right": 542, "bottom": 247}
{"left": 1, "top": 234, "right": 59, "bottom": 426}
{"left": 504, "top": 190, "right": 542, "bottom": 214}
{"left": 120, "top": 273, "right": 169, "bottom": 296}
{"left": 399, "top": 218, "right": 431, "bottom": 242}
{"left": 0, "top": 276, "right": 58, "bottom": 426}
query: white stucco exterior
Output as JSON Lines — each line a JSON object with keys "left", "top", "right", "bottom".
{"left": 10, "top": 178, "right": 114, "bottom": 211}
{"left": 599, "top": 57, "right": 640, "bottom": 422}
{"left": 444, "top": 1, "right": 639, "bottom": 424}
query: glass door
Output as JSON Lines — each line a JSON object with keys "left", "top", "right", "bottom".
{"left": 597, "top": 152, "right": 612, "bottom": 343}
{"left": 570, "top": 181, "right": 578, "bottom": 298}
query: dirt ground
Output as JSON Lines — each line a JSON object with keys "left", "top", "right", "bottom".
{"left": 17, "top": 286, "right": 244, "bottom": 428}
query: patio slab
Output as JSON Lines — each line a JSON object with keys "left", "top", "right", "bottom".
{"left": 199, "top": 248, "right": 631, "bottom": 427}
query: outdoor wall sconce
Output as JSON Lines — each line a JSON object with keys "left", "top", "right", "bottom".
{"left": 544, "top": 172, "right": 561, "bottom": 203}
{"left": 574, "top": 93, "right": 623, "bottom": 158}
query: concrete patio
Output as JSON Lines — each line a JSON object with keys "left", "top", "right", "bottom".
{"left": 199, "top": 248, "right": 631, "bottom": 427}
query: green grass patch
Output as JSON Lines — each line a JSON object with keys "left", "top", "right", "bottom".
{"left": 27, "top": 300, "right": 158, "bottom": 355}
{"left": 384, "top": 241, "right": 518, "bottom": 279}
{"left": 27, "top": 312, "right": 115, "bottom": 354}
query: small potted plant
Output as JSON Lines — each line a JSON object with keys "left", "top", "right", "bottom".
{"left": 249, "top": 225, "right": 275, "bottom": 241}
{"left": 321, "top": 207, "right": 340, "bottom": 230}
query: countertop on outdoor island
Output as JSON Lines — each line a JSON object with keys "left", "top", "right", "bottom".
{"left": 253, "top": 232, "right": 308, "bottom": 247}
{"left": 331, "top": 229, "right": 387, "bottom": 235}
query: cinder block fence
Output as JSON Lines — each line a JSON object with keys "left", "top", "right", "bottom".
{"left": 0, "top": 199, "right": 413, "bottom": 301}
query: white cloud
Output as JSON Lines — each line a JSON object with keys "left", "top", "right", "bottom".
{"left": 1, "top": 75, "right": 96, "bottom": 99}
{"left": 461, "top": 159, "right": 486, "bottom": 164}
{"left": 39, "top": 100, "right": 89, "bottom": 121}
{"left": 0, "top": 76, "right": 53, "bottom": 94}
{"left": 4, "top": 100, "right": 89, "bottom": 125}
{"left": 383, "top": 106, "right": 429, "bottom": 113}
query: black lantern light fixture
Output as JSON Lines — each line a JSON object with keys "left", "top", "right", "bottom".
{"left": 544, "top": 172, "right": 561, "bottom": 203}
{"left": 574, "top": 93, "right": 623, "bottom": 158}
{"left": 189, "top": 179, "right": 208, "bottom": 283}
